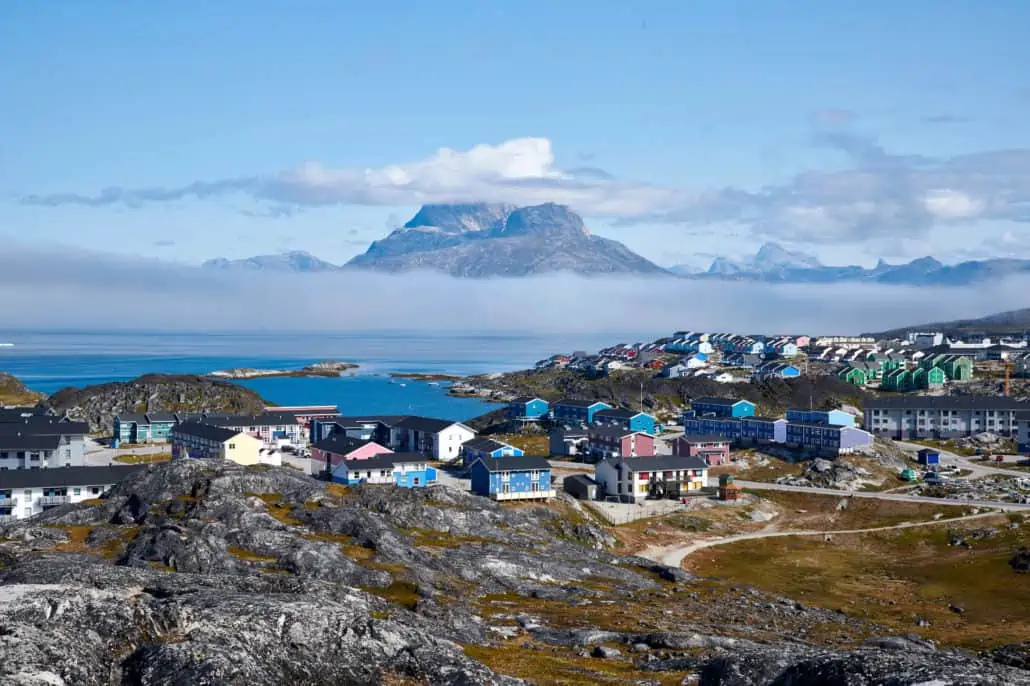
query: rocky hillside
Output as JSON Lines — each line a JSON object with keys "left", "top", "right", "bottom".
{"left": 1, "top": 460, "right": 1027, "bottom": 684}
{"left": 0, "top": 372, "right": 44, "bottom": 405}
{"left": 43, "top": 374, "right": 270, "bottom": 432}
{"left": 345, "top": 203, "right": 668, "bottom": 277}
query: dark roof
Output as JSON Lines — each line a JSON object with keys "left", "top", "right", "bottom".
{"left": 0, "top": 407, "right": 52, "bottom": 422}
{"left": 692, "top": 397, "right": 751, "bottom": 407}
{"left": 554, "top": 398, "right": 609, "bottom": 408}
{"left": 594, "top": 408, "right": 644, "bottom": 420}
{"left": 0, "top": 419, "right": 89, "bottom": 437}
{"left": 744, "top": 415, "right": 786, "bottom": 423}
{"left": 864, "top": 396, "right": 1030, "bottom": 411}
{"left": 679, "top": 434, "right": 730, "bottom": 444}
{"left": 340, "top": 452, "right": 427, "bottom": 471}
{"left": 563, "top": 474, "right": 597, "bottom": 487}
{"left": 1015, "top": 410, "right": 1030, "bottom": 421}
{"left": 114, "top": 413, "right": 148, "bottom": 424}
{"left": 0, "top": 433, "right": 63, "bottom": 451}
{"left": 323, "top": 415, "right": 409, "bottom": 428}
{"left": 311, "top": 435, "right": 376, "bottom": 455}
{"left": 510, "top": 396, "right": 547, "bottom": 404}
{"left": 204, "top": 412, "right": 300, "bottom": 427}
{"left": 606, "top": 455, "right": 708, "bottom": 472}
{"left": 462, "top": 437, "right": 508, "bottom": 453}
{"left": 588, "top": 426, "right": 643, "bottom": 440}
{"left": 145, "top": 411, "right": 177, "bottom": 422}
{"left": 0, "top": 465, "right": 149, "bottom": 489}
{"left": 171, "top": 422, "right": 240, "bottom": 443}
{"left": 393, "top": 416, "right": 465, "bottom": 433}
{"left": 472, "top": 455, "right": 551, "bottom": 472}
{"left": 551, "top": 428, "right": 589, "bottom": 439}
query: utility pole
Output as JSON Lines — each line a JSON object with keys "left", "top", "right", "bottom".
{"left": 639, "top": 382, "right": 644, "bottom": 413}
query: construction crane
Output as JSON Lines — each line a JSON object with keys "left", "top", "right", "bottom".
{"left": 1005, "top": 359, "right": 1012, "bottom": 397}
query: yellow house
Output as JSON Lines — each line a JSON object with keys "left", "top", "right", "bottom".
{"left": 170, "top": 422, "right": 262, "bottom": 465}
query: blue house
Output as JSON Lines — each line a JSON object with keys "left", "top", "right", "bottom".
{"left": 508, "top": 397, "right": 550, "bottom": 421}
{"left": 682, "top": 415, "right": 743, "bottom": 441}
{"left": 552, "top": 399, "right": 613, "bottom": 425}
{"left": 786, "top": 409, "right": 856, "bottom": 427}
{"left": 755, "top": 363, "right": 801, "bottom": 380}
{"left": 690, "top": 397, "right": 756, "bottom": 419}
{"left": 112, "top": 412, "right": 180, "bottom": 447}
{"left": 593, "top": 408, "right": 657, "bottom": 435}
{"left": 917, "top": 448, "right": 941, "bottom": 467}
{"left": 460, "top": 437, "right": 524, "bottom": 469}
{"left": 469, "top": 455, "right": 554, "bottom": 501}
{"left": 333, "top": 453, "right": 438, "bottom": 488}
{"left": 740, "top": 416, "right": 788, "bottom": 443}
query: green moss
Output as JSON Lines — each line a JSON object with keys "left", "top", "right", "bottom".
{"left": 227, "top": 546, "right": 277, "bottom": 563}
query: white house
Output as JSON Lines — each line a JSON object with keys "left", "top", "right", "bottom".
{"left": 0, "top": 420, "right": 90, "bottom": 470}
{"left": 390, "top": 417, "right": 476, "bottom": 463}
{"left": 594, "top": 456, "right": 709, "bottom": 503}
{"left": 0, "top": 465, "right": 149, "bottom": 522}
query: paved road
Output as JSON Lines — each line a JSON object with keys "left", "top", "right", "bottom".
{"left": 638, "top": 510, "right": 1003, "bottom": 568}
{"left": 84, "top": 439, "right": 170, "bottom": 467}
{"left": 894, "top": 440, "right": 1030, "bottom": 479}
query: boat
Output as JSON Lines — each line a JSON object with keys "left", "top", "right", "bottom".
{"left": 399, "top": 383, "right": 407, "bottom": 388}
{"left": 428, "top": 381, "right": 440, "bottom": 386}
{"left": 0, "top": 343, "right": 13, "bottom": 347}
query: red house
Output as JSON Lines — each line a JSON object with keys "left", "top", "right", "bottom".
{"left": 672, "top": 434, "right": 731, "bottom": 466}
{"left": 587, "top": 427, "right": 656, "bottom": 460}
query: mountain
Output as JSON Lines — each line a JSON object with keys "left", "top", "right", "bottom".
{"left": 202, "top": 250, "right": 340, "bottom": 273}
{"left": 866, "top": 306, "right": 1030, "bottom": 338}
{"left": 344, "top": 203, "right": 667, "bottom": 277}
{"left": 683, "top": 247, "right": 1030, "bottom": 286}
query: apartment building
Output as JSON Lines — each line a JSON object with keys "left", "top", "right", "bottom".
{"left": 864, "top": 396, "right": 1030, "bottom": 439}
{"left": 170, "top": 423, "right": 262, "bottom": 465}
{"left": 0, "top": 419, "right": 89, "bottom": 470}
{"left": 0, "top": 465, "right": 148, "bottom": 521}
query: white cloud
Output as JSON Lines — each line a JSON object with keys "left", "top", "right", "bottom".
{"left": 922, "top": 189, "right": 984, "bottom": 219}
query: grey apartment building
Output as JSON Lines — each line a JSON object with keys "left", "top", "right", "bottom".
{"left": 864, "top": 396, "right": 1030, "bottom": 440}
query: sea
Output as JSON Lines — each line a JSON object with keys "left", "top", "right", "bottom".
{"left": 0, "top": 330, "right": 652, "bottom": 422}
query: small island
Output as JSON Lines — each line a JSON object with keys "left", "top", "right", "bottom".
{"left": 207, "top": 360, "right": 358, "bottom": 380}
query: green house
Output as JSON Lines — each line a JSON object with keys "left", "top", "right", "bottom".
{"left": 878, "top": 354, "right": 903, "bottom": 376}
{"left": 881, "top": 368, "right": 912, "bottom": 392}
{"left": 912, "top": 366, "right": 946, "bottom": 390}
{"left": 941, "top": 355, "right": 973, "bottom": 381}
{"left": 838, "top": 366, "right": 868, "bottom": 386}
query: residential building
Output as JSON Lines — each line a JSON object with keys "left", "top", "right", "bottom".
{"left": 469, "top": 455, "right": 554, "bottom": 501}
{"left": 837, "top": 365, "right": 870, "bottom": 386}
{"left": 880, "top": 368, "right": 913, "bottom": 392}
{"left": 739, "top": 416, "right": 788, "bottom": 444}
{"left": 864, "top": 396, "right": 1030, "bottom": 439}
{"left": 0, "top": 465, "right": 149, "bottom": 521}
{"left": 549, "top": 428, "right": 589, "bottom": 457}
{"left": 661, "top": 362, "right": 688, "bottom": 379}
{"left": 308, "top": 415, "right": 408, "bottom": 444}
{"left": 263, "top": 405, "right": 339, "bottom": 432}
{"left": 112, "top": 412, "right": 178, "bottom": 446}
{"left": 593, "top": 408, "right": 657, "bottom": 435}
{"left": 586, "top": 427, "right": 656, "bottom": 460}
{"left": 170, "top": 423, "right": 262, "bottom": 465}
{"left": 551, "top": 399, "right": 613, "bottom": 425}
{"left": 0, "top": 419, "right": 89, "bottom": 469}
{"left": 332, "top": 453, "right": 437, "bottom": 488}
{"left": 460, "top": 437, "right": 524, "bottom": 469}
{"left": 671, "top": 435, "right": 730, "bottom": 466}
{"left": 0, "top": 406, "right": 53, "bottom": 423}
{"left": 389, "top": 416, "right": 476, "bottom": 462}
{"left": 917, "top": 448, "right": 941, "bottom": 466}
{"left": 594, "top": 455, "right": 709, "bottom": 503}
{"left": 310, "top": 435, "right": 392, "bottom": 472}
{"left": 203, "top": 412, "right": 306, "bottom": 447}
{"left": 1017, "top": 411, "right": 1030, "bottom": 453}
{"left": 689, "top": 397, "right": 756, "bottom": 418}
{"left": 508, "top": 397, "right": 550, "bottom": 421}
{"left": 682, "top": 414, "right": 743, "bottom": 442}
{"left": 563, "top": 474, "right": 598, "bottom": 500}
{"left": 784, "top": 423, "right": 873, "bottom": 455}
{"left": 786, "top": 408, "right": 856, "bottom": 427}
{"left": 754, "top": 362, "right": 801, "bottom": 380}
{"left": 911, "top": 366, "right": 946, "bottom": 390}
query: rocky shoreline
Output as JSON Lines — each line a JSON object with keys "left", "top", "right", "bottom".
{"left": 208, "top": 360, "right": 358, "bottom": 380}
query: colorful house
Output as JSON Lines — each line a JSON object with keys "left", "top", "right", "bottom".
{"left": 586, "top": 427, "right": 656, "bottom": 460}
{"left": 594, "top": 455, "right": 709, "bottom": 503}
{"left": 551, "top": 399, "right": 613, "bottom": 425}
{"left": 682, "top": 415, "right": 743, "bottom": 442}
{"left": 881, "top": 368, "right": 912, "bottom": 392}
{"left": 786, "top": 408, "right": 856, "bottom": 427}
{"left": 837, "top": 366, "right": 869, "bottom": 386}
{"left": 689, "top": 397, "right": 756, "bottom": 418}
{"left": 170, "top": 423, "right": 262, "bottom": 465}
{"left": 912, "top": 366, "right": 946, "bottom": 390}
{"left": 469, "top": 455, "right": 554, "bottom": 501}
{"left": 508, "top": 397, "right": 550, "bottom": 421}
{"left": 112, "top": 412, "right": 179, "bottom": 447}
{"left": 332, "top": 453, "right": 438, "bottom": 488}
{"left": 671, "top": 435, "right": 730, "bottom": 466}
{"left": 754, "top": 363, "right": 800, "bottom": 380}
{"left": 310, "top": 435, "right": 393, "bottom": 472}
{"left": 784, "top": 423, "right": 873, "bottom": 455}
{"left": 739, "top": 416, "right": 788, "bottom": 443}
{"left": 593, "top": 408, "right": 657, "bottom": 435}
{"left": 460, "top": 437, "right": 524, "bottom": 469}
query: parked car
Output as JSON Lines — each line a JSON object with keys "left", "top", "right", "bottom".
{"left": 995, "top": 455, "right": 1006, "bottom": 462}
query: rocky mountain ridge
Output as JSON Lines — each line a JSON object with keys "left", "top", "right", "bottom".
{"left": 1, "top": 460, "right": 1027, "bottom": 684}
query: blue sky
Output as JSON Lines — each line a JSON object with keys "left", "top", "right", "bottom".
{"left": 3, "top": 1, "right": 1030, "bottom": 269}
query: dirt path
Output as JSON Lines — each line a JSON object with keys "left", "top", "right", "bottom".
{"left": 638, "top": 511, "right": 1001, "bottom": 568}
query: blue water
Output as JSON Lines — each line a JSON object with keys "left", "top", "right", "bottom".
{"left": 0, "top": 329, "right": 654, "bottom": 422}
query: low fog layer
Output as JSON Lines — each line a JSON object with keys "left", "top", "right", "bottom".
{"left": 0, "top": 243, "right": 1020, "bottom": 335}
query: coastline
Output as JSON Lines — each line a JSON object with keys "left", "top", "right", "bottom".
{"left": 207, "top": 360, "right": 359, "bottom": 380}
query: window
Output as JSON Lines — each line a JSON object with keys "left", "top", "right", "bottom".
{"left": 228, "top": 443, "right": 235, "bottom": 450}
{"left": 73, "top": 488, "right": 81, "bottom": 496}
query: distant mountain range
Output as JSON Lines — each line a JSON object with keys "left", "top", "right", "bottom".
{"left": 670, "top": 243, "right": 1030, "bottom": 287}
{"left": 867, "top": 307, "right": 1030, "bottom": 338}
{"left": 204, "top": 203, "right": 666, "bottom": 278}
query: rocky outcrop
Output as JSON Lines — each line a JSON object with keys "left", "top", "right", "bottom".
{"left": 0, "top": 461, "right": 1027, "bottom": 684}
{"left": 208, "top": 360, "right": 358, "bottom": 379}
{"left": 43, "top": 374, "right": 270, "bottom": 432}
{"left": 0, "top": 372, "right": 43, "bottom": 405}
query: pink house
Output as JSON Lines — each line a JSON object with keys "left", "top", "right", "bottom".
{"left": 672, "top": 435, "right": 731, "bottom": 466}
{"left": 587, "top": 427, "right": 656, "bottom": 460}
{"left": 310, "top": 434, "right": 392, "bottom": 471}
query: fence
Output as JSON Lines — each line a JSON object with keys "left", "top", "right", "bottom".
{"left": 583, "top": 497, "right": 687, "bottom": 526}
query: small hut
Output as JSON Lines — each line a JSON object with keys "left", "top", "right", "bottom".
{"left": 718, "top": 473, "right": 741, "bottom": 502}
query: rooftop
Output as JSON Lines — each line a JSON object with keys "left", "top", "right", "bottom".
{"left": 692, "top": 397, "right": 750, "bottom": 407}
{"left": 393, "top": 416, "right": 464, "bottom": 434}
{"left": 472, "top": 455, "right": 551, "bottom": 472}
{"left": 311, "top": 435, "right": 379, "bottom": 455}
{"left": 510, "top": 396, "right": 547, "bottom": 404}
{"left": 462, "top": 437, "right": 509, "bottom": 453}
{"left": 0, "top": 464, "right": 150, "bottom": 490}
{"left": 605, "top": 455, "right": 708, "bottom": 472}
{"left": 865, "top": 396, "right": 1030, "bottom": 411}
{"left": 679, "top": 434, "right": 731, "bottom": 444}
{"left": 171, "top": 422, "right": 241, "bottom": 443}
{"left": 339, "top": 452, "right": 428, "bottom": 471}
{"left": 554, "top": 398, "right": 610, "bottom": 408}
{"left": 0, "top": 433, "right": 63, "bottom": 451}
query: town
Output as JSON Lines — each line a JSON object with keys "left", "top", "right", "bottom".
{"left": 4, "top": 324, "right": 1030, "bottom": 524}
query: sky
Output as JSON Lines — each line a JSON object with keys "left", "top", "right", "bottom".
{"left": 2, "top": 1, "right": 1030, "bottom": 272}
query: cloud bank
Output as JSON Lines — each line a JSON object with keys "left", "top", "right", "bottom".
{"left": 19, "top": 132, "right": 1030, "bottom": 247}
{"left": 0, "top": 242, "right": 1023, "bottom": 336}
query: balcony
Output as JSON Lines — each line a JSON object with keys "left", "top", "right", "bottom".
{"left": 0, "top": 515, "right": 16, "bottom": 524}
{"left": 39, "top": 495, "right": 70, "bottom": 507}
{"left": 0, "top": 496, "right": 17, "bottom": 506}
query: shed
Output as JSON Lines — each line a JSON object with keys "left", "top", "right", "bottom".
{"left": 563, "top": 474, "right": 598, "bottom": 501}
{"left": 718, "top": 473, "right": 741, "bottom": 502}
{"left": 917, "top": 448, "right": 941, "bottom": 466}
